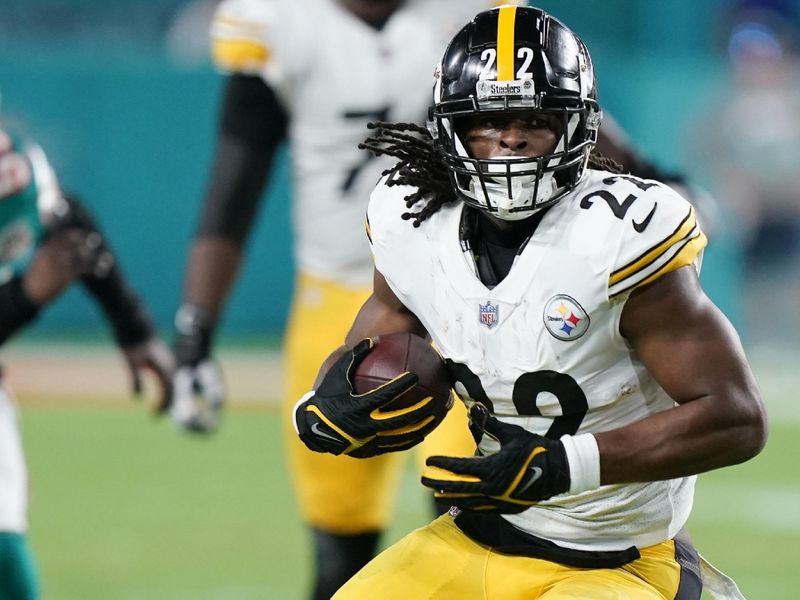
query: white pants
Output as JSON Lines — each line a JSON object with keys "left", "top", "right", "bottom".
{"left": 0, "top": 378, "right": 28, "bottom": 533}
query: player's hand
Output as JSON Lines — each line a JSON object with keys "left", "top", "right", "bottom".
{"left": 168, "top": 304, "right": 224, "bottom": 433}
{"left": 421, "top": 404, "right": 570, "bottom": 513}
{"left": 121, "top": 337, "right": 175, "bottom": 412}
{"left": 170, "top": 360, "right": 225, "bottom": 433}
{"left": 294, "top": 339, "right": 438, "bottom": 458}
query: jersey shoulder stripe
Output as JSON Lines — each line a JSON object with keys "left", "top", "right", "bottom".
{"left": 609, "top": 205, "right": 707, "bottom": 299}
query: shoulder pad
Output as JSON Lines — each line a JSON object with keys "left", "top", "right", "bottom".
{"left": 211, "top": 0, "right": 278, "bottom": 74}
{"left": 594, "top": 174, "right": 707, "bottom": 300}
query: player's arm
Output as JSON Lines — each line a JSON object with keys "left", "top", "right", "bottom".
{"left": 421, "top": 262, "right": 765, "bottom": 513}
{"left": 52, "top": 196, "right": 174, "bottom": 410}
{"left": 0, "top": 277, "right": 40, "bottom": 347}
{"left": 170, "top": 74, "right": 288, "bottom": 432}
{"left": 180, "top": 74, "right": 287, "bottom": 322}
{"left": 595, "top": 265, "right": 767, "bottom": 484}
{"left": 344, "top": 268, "right": 428, "bottom": 350}
{"left": 295, "top": 268, "right": 439, "bottom": 458}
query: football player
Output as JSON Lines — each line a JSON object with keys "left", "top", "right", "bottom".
{"left": 294, "top": 6, "right": 766, "bottom": 599}
{"left": 168, "top": 1, "right": 527, "bottom": 597}
{"left": 0, "top": 125, "right": 173, "bottom": 600}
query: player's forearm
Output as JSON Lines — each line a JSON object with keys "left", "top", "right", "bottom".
{"left": 82, "top": 263, "right": 154, "bottom": 348}
{"left": 594, "top": 393, "right": 766, "bottom": 485}
{"left": 181, "top": 236, "right": 244, "bottom": 319}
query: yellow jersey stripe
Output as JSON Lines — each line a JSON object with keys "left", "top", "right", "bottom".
{"left": 610, "top": 231, "right": 708, "bottom": 299}
{"left": 609, "top": 207, "right": 696, "bottom": 286}
{"left": 212, "top": 39, "right": 271, "bottom": 71}
{"left": 496, "top": 5, "right": 517, "bottom": 81}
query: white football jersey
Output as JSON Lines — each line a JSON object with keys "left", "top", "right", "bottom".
{"left": 0, "top": 383, "right": 27, "bottom": 533}
{"left": 210, "top": 0, "right": 521, "bottom": 287}
{"left": 367, "top": 169, "right": 708, "bottom": 551}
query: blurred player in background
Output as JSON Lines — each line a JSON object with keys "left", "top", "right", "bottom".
{"left": 295, "top": 5, "right": 766, "bottom": 598}
{"left": 168, "top": 1, "right": 525, "bottom": 597}
{"left": 0, "top": 124, "right": 173, "bottom": 600}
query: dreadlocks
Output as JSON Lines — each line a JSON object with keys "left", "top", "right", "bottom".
{"left": 359, "top": 121, "right": 454, "bottom": 227}
{"left": 359, "top": 121, "right": 622, "bottom": 228}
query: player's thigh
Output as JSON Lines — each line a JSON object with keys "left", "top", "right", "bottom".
{"left": 537, "top": 570, "right": 664, "bottom": 600}
{"left": 282, "top": 274, "right": 371, "bottom": 401}
{"left": 282, "top": 275, "right": 406, "bottom": 533}
{"left": 622, "top": 534, "right": 701, "bottom": 600}
{"left": 285, "top": 436, "right": 406, "bottom": 532}
{"left": 0, "top": 533, "right": 39, "bottom": 600}
{"left": 334, "top": 515, "right": 487, "bottom": 600}
{"left": 539, "top": 536, "right": 700, "bottom": 600}
{"left": 483, "top": 546, "right": 662, "bottom": 600}
{"left": 414, "top": 397, "right": 474, "bottom": 473}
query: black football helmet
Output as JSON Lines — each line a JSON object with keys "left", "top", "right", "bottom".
{"left": 428, "top": 5, "right": 602, "bottom": 219}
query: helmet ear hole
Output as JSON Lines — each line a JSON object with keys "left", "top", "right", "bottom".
{"left": 429, "top": 5, "right": 600, "bottom": 219}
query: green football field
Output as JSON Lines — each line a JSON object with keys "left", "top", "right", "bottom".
{"left": 13, "top": 353, "right": 800, "bottom": 599}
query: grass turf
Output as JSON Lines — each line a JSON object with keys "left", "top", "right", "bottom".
{"left": 18, "top": 405, "right": 800, "bottom": 599}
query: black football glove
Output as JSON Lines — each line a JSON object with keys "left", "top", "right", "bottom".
{"left": 421, "top": 404, "right": 570, "bottom": 513}
{"left": 294, "top": 339, "right": 441, "bottom": 458}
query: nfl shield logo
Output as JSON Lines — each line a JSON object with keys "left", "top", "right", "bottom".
{"left": 479, "top": 301, "right": 499, "bottom": 329}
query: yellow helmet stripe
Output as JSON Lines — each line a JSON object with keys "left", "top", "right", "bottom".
{"left": 496, "top": 5, "right": 518, "bottom": 81}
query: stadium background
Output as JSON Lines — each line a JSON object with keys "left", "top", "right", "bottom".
{"left": 1, "top": 1, "right": 798, "bottom": 598}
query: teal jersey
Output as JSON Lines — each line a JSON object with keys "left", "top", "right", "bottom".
{"left": 0, "top": 178, "right": 43, "bottom": 284}
{"left": 0, "top": 134, "right": 50, "bottom": 284}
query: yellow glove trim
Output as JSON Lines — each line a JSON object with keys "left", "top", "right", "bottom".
{"left": 421, "top": 464, "right": 481, "bottom": 484}
{"left": 377, "top": 414, "right": 435, "bottom": 437}
{"left": 370, "top": 393, "right": 432, "bottom": 421}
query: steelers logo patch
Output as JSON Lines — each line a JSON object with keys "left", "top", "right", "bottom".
{"left": 543, "top": 295, "right": 590, "bottom": 341}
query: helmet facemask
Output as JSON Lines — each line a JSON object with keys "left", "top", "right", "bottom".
{"left": 428, "top": 6, "right": 602, "bottom": 221}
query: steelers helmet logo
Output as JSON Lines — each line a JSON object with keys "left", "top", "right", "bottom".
{"left": 543, "top": 295, "right": 590, "bottom": 341}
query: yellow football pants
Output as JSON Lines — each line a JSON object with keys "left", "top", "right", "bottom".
{"left": 282, "top": 273, "right": 474, "bottom": 533}
{"left": 335, "top": 514, "right": 692, "bottom": 599}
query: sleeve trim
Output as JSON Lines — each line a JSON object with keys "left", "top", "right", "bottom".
{"left": 609, "top": 230, "right": 707, "bottom": 300}
{"left": 365, "top": 214, "right": 373, "bottom": 245}
{"left": 609, "top": 206, "right": 696, "bottom": 287}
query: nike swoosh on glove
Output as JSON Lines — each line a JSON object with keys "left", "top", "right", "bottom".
{"left": 420, "top": 404, "right": 570, "bottom": 513}
{"left": 294, "top": 339, "right": 442, "bottom": 458}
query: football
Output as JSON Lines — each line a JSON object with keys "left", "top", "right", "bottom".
{"left": 352, "top": 332, "right": 453, "bottom": 415}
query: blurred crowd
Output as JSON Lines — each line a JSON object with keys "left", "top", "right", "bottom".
{"left": 687, "top": 0, "right": 800, "bottom": 352}
{"left": 3, "top": 0, "right": 800, "bottom": 352}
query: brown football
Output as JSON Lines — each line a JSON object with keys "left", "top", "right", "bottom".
{"left": 352, "top": 332, "right": 453, "bottom": 414}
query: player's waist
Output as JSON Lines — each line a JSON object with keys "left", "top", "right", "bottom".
{"left": 453, "top": 509, "right": 641, "bottom": 568}
{"left": 469, "top": 478, "right": 695, "bottom": 556}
